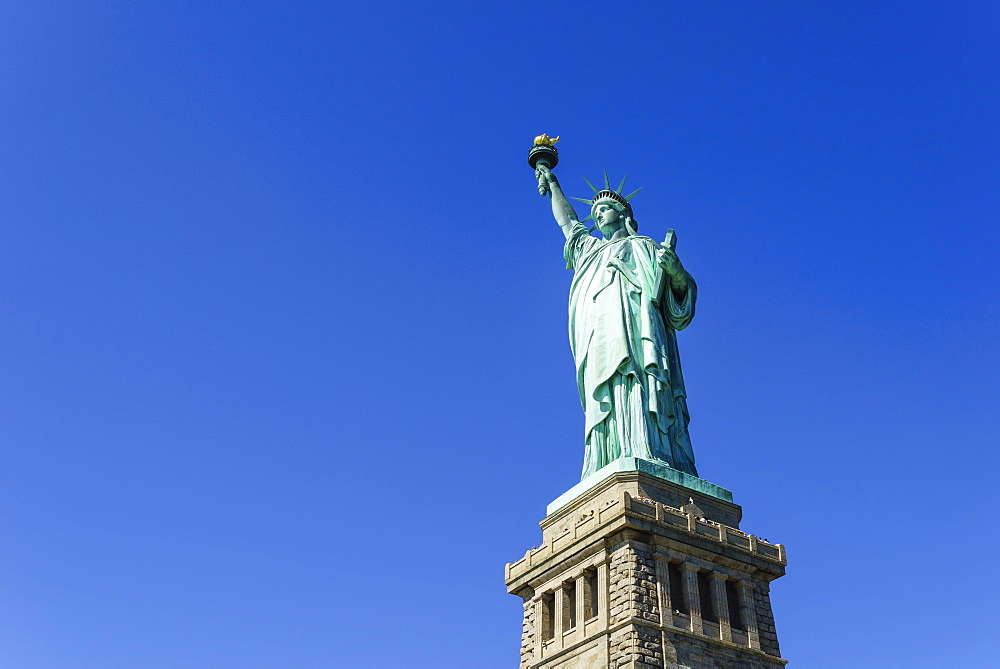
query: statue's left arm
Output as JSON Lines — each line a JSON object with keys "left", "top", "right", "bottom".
{"left": 663, "top": 249, "right": 689, "bottom": 287}
{"left": 655, "top": 240, "right": 697, "bottom": 330}
{"left": 657, "top": 238, "right": 691, "bottom": 295}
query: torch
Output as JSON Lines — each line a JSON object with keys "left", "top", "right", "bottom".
{"left": 528, "top": 134, "right": 560, "bottom": 195}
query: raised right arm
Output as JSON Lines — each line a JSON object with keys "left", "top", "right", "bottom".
{"left": 536, "top": 165, "right": 583, "bottom": 241}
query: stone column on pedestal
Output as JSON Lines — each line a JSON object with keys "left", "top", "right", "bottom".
{"left": 653, "top": 558, "right": 672, "bottom": 623}
{"left": 553, "top": 586, "right": 565, "bottom": 650}
{"left": 681, "top": 564, "right": 703, "bottom": 636}
{"left": 710, "top": 573, "right": 732, "bottom": 642}
{"left": 574, "top": 574, "right": 587, "bottom": 632}
{"left": 737, "top": 580, "right": 761, "bottom": 651}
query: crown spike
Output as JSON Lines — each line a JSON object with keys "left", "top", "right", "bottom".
{"left": 603, "top": 168, "right": 611, "bottom": 190}
{"left": 570, "top": 197, "right": 595, "bottom": 205}
{"left": 582, "top": 177, "right": 600, "bottom": 194}
{"left": 624, "top": 187, "right": 643, "bottom": 201}
{"left": 616, "top": 174, "right": 628, "bottom": 194}
{"left": 581, "top": 213, "right": 594, "bottom": 223}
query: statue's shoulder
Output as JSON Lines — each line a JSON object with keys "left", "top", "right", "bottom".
{"left": 629, "top": 235, "right": 660, "bottom": 249}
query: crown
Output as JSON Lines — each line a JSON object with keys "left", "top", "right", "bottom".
{"left": 570, "top": 169, "right": 643, "bottom": 224}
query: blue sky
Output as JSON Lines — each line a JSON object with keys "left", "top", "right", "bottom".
{"left": 1, "top": 2, "right": 997, "bottom": 667}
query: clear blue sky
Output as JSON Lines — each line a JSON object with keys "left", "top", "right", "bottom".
{"left": 1, "top": 2, "right": 997, "bottom": 667}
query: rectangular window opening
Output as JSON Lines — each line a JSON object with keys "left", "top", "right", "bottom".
{"left": 563, "top": 581, "right": 577, "bottom": 630}
{"left": 541, "top": 592, "right": 555, "bottom": 641}
{"left": 584, "top": 569, "right": 598, "bottom": 620}
{"left": 726, "top": 580, "right": 744, "bottom": 630}
{"left": 697, "top": 571, "right": 717, "bottom": 623}
{"left": 668, "top": 562, "right": 687, "bottom": 614}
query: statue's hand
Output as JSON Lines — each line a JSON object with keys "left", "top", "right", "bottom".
{"left": 658, "top": 245, "right": 682, "bottom": 278}
{"left": 535, "top": 164, "right": 557, "bottom": 195}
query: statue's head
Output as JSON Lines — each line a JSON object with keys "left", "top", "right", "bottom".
{"left": 591, "top": 190, "right": 638, "bottom": 237}
{"left": 571, "top": 171, "right": 642, "bottom": 237}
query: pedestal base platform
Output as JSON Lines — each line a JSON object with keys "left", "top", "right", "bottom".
{"left": 548, "top": 459, "right": 740, "bottom": 529}
{"left": 506, "top": 471, "right": 786, "bottom": 669}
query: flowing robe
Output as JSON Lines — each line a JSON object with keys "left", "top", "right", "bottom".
{"left": 564, "top": 223, "right": 698, "bottom": 479}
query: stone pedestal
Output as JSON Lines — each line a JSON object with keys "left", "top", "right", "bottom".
{"left": 506, "top": 468, "right": 786, "bottom": 669}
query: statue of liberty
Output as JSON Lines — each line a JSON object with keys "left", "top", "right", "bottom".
{"left": 535, "top": 162, "right": 699, "bottom": 480}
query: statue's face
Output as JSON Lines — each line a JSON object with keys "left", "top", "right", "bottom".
{"left": 593, "top": 202, "right": 623, "bottom": 235}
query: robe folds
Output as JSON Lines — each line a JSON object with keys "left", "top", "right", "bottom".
{"left": 564, "top": 223, "right": 698, "bottom": 480}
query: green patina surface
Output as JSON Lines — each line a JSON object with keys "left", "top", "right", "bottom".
{"left": 546, "top": 457, "right": 733, "bottom": 516}
{"left": 535, "top": 159, "right": 701, "bottom": 483}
